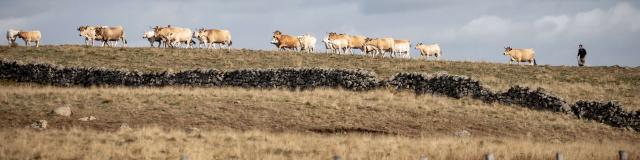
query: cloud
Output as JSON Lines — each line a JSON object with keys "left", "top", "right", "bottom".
{"left": 534, "top": 15, "right": 569, "bottom": 37}
{"left": 460, "top": 16, "right": 512, "bottom": 37}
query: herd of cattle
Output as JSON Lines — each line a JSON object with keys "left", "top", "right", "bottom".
{"left": 5, "top": 26, "right": 538, "bottom": 65}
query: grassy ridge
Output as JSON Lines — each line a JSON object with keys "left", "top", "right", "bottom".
{"left": 1, "top": 45, "right": 638, "bottom": 110}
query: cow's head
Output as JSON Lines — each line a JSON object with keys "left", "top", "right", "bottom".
{"left": 273, "top": 30, "right": 282, "bottom": 36}
{"left": 94, "top": 27, "right": 104, "bottom": 34}
{"left": 503, "top": 46, "right": 513, "bottom": 55}
{"left": 6, "top": 29, "right": 20, "bottom": 44}
{"left": 143, "top": 31, "right": 155, "bottom": 38}
{"left": 270, "top": 37, "right": 279, "bottom": 44}
{"left": 415, "top": 43, "right": 423, "bottom": 49}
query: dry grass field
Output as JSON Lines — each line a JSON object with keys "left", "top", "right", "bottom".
{"left": 1, "top": 45, "right": 638, "bottom": 110}
{"left": 0, "top": 45, "right": 638, "bottom": 159}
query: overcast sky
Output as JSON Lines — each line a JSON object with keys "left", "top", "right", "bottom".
{"left": 2, "top": 0, "right": 639, "bottom": 66}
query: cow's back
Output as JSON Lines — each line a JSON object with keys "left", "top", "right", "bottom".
{"left": 18, "top": 31, "right": 41, "bottom": 41}
{"left": 510, "top": 49, "right": 535, "bottom": 61}
{"left": 379, "top": 38, "right": 394, "bottom": 50}
{"left": 205, "top": 29, "right": 231, "bottom": 42}
{"left": 280, "top": 35, "right": 300, "bottom": 48}
{"left": 349, "top": 35, "right": 366, "bottom": 48}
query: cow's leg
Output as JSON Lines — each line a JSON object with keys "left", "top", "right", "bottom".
{"left": 35, "top": 40, "right": 39, "bottom": 47}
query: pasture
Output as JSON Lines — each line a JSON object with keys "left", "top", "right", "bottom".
{"left": 0, "top": 45, "right": 638, "bottom": 159}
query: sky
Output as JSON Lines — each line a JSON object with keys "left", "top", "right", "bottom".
{"left": 1, "top": 0, "right": 639, "bottom": 66}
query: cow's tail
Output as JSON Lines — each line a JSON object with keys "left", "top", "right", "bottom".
{"left": 533, "top": 58, "right": 537, "bottom": 66}
{"left": 228, "top": 40, "right": 233, "bottom": 46}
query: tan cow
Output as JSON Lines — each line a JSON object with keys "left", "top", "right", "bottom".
{"left": 363, "top": 37, "right": 394, "bottom": 57}
{"left": 271, "top": 30, "right": 300, "bottom": 51}
{"left": 503, "top": 47, "right": 537, "bottom": 65}
{"left": 322, "top": 38, "right": 349, "bottom": 54}
{"left": 393, "top": 39, "right": 410, "bottom": 58}
{"left": 78, "top": 25, "right": 111, "bottom": 46}
{"left": 195, "top": 28, "right": 232, "bottom": 51}
{"left": 153, "top": 25, "right": 193, "bottom": 48}
{"left": 95, "top": 26, "right": 127, "bottom": 47}
{"left": 415, "top": 43, "right": 441, "bottom": 61}
{"left": 14, "top": 30, "right": 41, "bottom": 47}
{"left": 143, "top": 30, "right": 162, "bottom": 47}
{"left": 327, "top": 32, "right": 367, "bottom": 54}
{"left": 348, "top": 35, "right": 367, "bottom": 53}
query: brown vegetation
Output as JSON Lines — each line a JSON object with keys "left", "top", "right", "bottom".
{"left": 0, "top": 45, "right": 637, "bottom": 110}
{"left": 0, "top": 45, "right": 638, "bottom": 159}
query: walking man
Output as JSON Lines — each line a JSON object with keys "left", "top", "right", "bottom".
{"left": 577, "top": 44, "right": 587, "bottom": 67}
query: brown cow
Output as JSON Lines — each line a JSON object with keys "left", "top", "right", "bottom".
{"left": 363, "top": 37, "right": 394, "bottom": 57}
{"left": 195, "top": 28, "right": 232, "bottom": 51}
{"left": 153, "top": 25, "right": 193, "bottom": 48}
{"left": 348, "top": 35, "right": 367, "bottom": 53}
{"left": 271, "top": 30, "right": 300, "bottom": 51}
{"left": 78, "top": 25, "right": 108, "bottom": 46}
{"left": 328, "top": 32, "right": 367, "bottom": 54}
{"left": 94, "top": 26, "right": 127, "bottom": 47}
{"left": 16, "top": 31, "right": 41, "bottom": 47}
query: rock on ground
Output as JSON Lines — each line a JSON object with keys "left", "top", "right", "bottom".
{"left": 52, "top": 106, "right": 71, "bottom": 117}
{"left": 30, "top": 120, "right": 48, "bottom": 129}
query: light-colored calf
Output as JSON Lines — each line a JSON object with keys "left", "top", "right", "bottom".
{"left": 297, "top": 34, "right": 316, "bottom": 53}
{"left": 415, "top": 43, "right": 441, "bottom": 61}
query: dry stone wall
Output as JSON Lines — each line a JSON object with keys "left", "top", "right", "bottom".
{"left": 498, "top": 86, "right": 570, "bottom": 113}
{"left": 572, "top": 101, "right": 640, "bottom": 131}
{"left": 0, "top": 60, "right": 378, "bottom": 90}
{"left": 0, "top": 59, "right": 637, "bottom": 131}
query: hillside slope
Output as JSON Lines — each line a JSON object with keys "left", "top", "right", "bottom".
{"left": 1, "top": 45, "right": 638, "bottom": 110}
{"left": 0, "top": 45, "right": 638, "bottom": 159}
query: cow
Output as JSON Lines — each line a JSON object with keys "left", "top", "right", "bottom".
{"left": 297, "top": 34, "right": 316, "bottom": 53}
{"left": 327, "top": 32, "right": 369, "bottom": 54}
{"left": 194, "top": 28, "right": 232, "bottom": 51}
{"left": 363, "top": 37, "right": 394, "bottom": 57}
{"left": 348, "top": 35, "right": 367, "bottom": 54}
{"left": 321, "top": 37, "right": 335, "bottom": 53}
{"left": 272, "top": 30, "right": 300, "bottom": 52}
{"left": 415, "top": 43, "right": 441, "bottom": 61}
{"left": 153, "top": 25, "right": 193, "bottom": 48}
{"left": 11, "top": 30, "right": 41, "bottom": 47}
{"left": 78, "top": 26, "right": 109, "bottom": 46}
{"left": 393, "top": 39, "right": 410, "bottom": 58}
{"left": 94, "top": 26, "right": 127, "bottom": 47}
{"left": 503, "top": 47, "right": 537, "bottom": 65}
{"left": 6, "top": 29, "right": 20, "bottom": 46}
{"left": 322, "top": 38, "right": 349, "bottom": 54}
{"left": 143, "top": 30, "right": 162, "bottom": 47}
